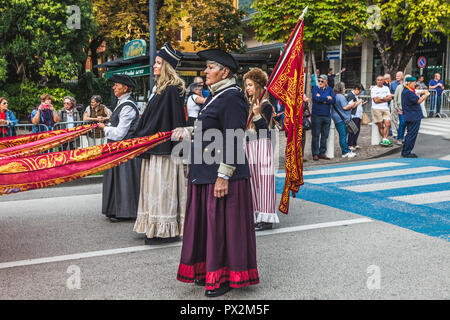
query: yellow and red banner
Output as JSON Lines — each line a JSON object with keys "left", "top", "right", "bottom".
{"left": 0, "top": 131, "right": 172, "bottom": 196}
{"left": 267, "top": 18, "right": 305, "bottom": 214}
{"left": 0, "top": 124, "right": 97, "bottom": 159}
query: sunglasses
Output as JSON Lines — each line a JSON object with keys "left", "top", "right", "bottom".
{"left": 318, "top": 80, "right": 325, "bottom": 83}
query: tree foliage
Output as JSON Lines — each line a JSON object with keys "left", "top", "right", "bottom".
{"left": 184, "top": 0, "right": 246, "bottom": 52}
{"left": 250, "top": 0, "right": 368, "bottom": 51}
{"left": 368, "top": 0, "right": 450, "bottom": 75}
{"left": 0, "top": 0, "right": 97, "bottom": 85}
{"left": 93, "top": 0, "right": 245, "bottom": 55}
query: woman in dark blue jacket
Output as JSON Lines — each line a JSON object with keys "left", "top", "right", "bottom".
{"left": 172, "top": 49, "right": 259, "bottom": 298}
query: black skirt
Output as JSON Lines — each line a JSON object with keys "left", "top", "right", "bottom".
{"left": 101, "top": 158, "right": 142, "bottom": 219}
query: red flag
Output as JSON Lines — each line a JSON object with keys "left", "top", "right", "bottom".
{"left": 267, "top": 18, "right": 305, "bottom": 214}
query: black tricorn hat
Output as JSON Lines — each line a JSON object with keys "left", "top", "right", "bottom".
{"left": 197, "top": 49, "right": 239, "bottom": 73}
{"left": 108, "top": 74, "right": 137, "bottom": 89}
{"left": 157, "top": 42, "right": 183, "bottom": 69}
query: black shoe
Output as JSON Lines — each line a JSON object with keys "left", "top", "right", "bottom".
{"left": 194, "top": 279, "right": 206, "bottom": 286}
{"left": 109, "top": 217, "right": 120, "bottom": 223}
{"left": 205, "top": 282, "right": 233, "bottom": 298}
{"left": 145, "top": 236, "right": 180, "bottom": 245}
{"left": 401, "top": 153, "right": 418, "bottom": 158}
{"left": 255, "top": 222, "right": 273, "bottom": 231}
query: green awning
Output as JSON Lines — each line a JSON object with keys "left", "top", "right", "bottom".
{"left": 105, "top": 64, "right": 150, "bottom": 79}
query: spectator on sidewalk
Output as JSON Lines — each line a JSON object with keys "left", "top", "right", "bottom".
{"left": 30, "top": 94, "right": 60, "bottom": 133}
{"left": 332, "top": 82, "right": 357, "bottom": 158}
{"left": 0, "top": 97, "right": 19, "bottom": 137}
{"left": 428, "top": 73, "right": 445, "bottom": 117}
{"left": 193, "top": 76, "right": 210, "bottom": 98}
{"left": 186, "top": 82, "right": 206, "bottom": 126}
{"left": 327, "top": 67, "right": 346, "bottom": 89}
{"left": 390, "top": 71, "right": 404, "bottom": 94}
{"left": 58, "top": 96, "right": 82, "bottom": 150}
{"left": 346, "top": 84, "right": 365, "bottom": 151}
{"left": 383, "top": 74, "right": 391, "bottom": 88}
{"left": 401, "top": 77, "right": 430, "bottom": 158}
{"left": 371, "top": 75, "right": 394, "bottom": 147}
{"left": 311, "top": 74, "right": 335, "bottom": 161}
{"left": 58, "top": 96, "right": 81, "bottom": 129}
{"left": 391, "top": 74, "right": 411, "bottom": 145}
{"left": 415, "top": 78, "right": 428, "bottom": 118}
{"left": 83, "top": 95, "right": 112, "bottom": 146}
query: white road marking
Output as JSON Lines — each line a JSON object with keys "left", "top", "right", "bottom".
{"left": 389, "top": 190, "right": 450, "bottom": 205}
{"left": 305, "top": 166, "right": 446, "bottom": 184}
{"left": 0, "top": 218, "right": 372, "bottom": 270}
{"left": 275, "top": 162, "right": 407, "bottom": 178}
{"left": 342, "top": 174, "right": 450, "bottom": 192}
{"left": 440, "top": 155, "right": 450, "bottom": 161}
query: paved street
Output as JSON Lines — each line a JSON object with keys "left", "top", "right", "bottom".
{"left": 0, "top": 129, "right": 449, "bottom": 300}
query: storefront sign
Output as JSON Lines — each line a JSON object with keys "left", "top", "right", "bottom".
{"left": 124, "top": 40, "right": 147, "bottom": 60}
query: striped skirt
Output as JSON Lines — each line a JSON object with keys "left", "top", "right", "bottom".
{"left": 133, "top": 155, "right": 186, "bottom": 238}
{"left": 245, "top": 138, "right": 279, "bottom": 223}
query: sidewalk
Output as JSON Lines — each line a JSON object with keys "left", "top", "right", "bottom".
{"left": 277, "top": 123, "right": 402, "bottom": 170}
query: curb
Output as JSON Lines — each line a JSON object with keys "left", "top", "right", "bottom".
{"left": 50, "top": 175, "right": 103, "bottom": 188}
{"left": 369, "top": 144, "right": 402, "bottom": 159}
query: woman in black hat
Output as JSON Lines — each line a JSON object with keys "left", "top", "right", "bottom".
{"left": 132, "top": 43, "right": 187, "bottom": 244}
{"left": 172, "top": 49, "right": 259, "bottom": 297}
{"left": 98, "top": 74, "right": 142, "bottom": 222}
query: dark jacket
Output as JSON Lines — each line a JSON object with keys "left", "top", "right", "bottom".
{"left": 312, "top": 86, "right": 336, "bottom": 116}
{"left": 189, "top": 84, "right": 251, "bottom": 185}
{"left": 134, "top": 85, "right": 186, "bottom": 157}
{"left": 107, "top": 97, "right": 139, "bottom": 143}
{"left": 249, "top": 100, "right": 274, "bottom": 139}
{"left": 401, "top": 87, "right": 423, "bottom": 122}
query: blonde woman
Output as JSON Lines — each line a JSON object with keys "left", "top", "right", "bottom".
{"left": 243, "top": 68, "right": 279, "bottom": 231}
{"left": 133, "top": 43, "right": 187, "bottom": 245}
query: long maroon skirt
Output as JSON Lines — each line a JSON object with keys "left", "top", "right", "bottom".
{"left": 177, "top": 178, "right": 259, "bottom": 290}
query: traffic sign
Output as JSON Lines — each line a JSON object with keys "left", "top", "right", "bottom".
{"left": 326, "top": 46, "right": 340, "bottom": 60}
{"left": 417, "top": 56, "right": 427, "bottom": 69}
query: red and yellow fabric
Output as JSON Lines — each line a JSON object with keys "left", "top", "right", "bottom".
{"left": 0, "top": 125, "right": 96, "bottom": 150}
{"left": 0, "top": 124, "right": 97, "bottom": 160}
{"left": 0, "top": 131, "right": 172, "bottom": 196}
{"left": 266, "top": 19, "right": 305, "bottom": 214}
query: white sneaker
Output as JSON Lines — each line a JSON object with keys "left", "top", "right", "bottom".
{"left": 355, "top": 145, "right": 361, "bottom": 149}
{"left": 349, "top": 146, "right": 356, "bottom": 151}
{"left": 342, "top": 151, "right": 357, "bottom": 158}
{"left": 396, "top": 139, "right": 403, "bottom": 145}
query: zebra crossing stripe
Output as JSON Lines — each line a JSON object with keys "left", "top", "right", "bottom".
{"left": 390, "top": 190, "right": 450, "bottom": 205}
{"left": 342, "top": 174, "right": 450, "bottom": 192}
{"left": 304, "top": 166, "right": 446, "bottom": 184}
{"left": 275, "top": 162, "right": 408, "bottom": 179}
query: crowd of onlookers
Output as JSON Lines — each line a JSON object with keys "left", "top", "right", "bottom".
{"left": 301, "top": 70, "right": 445, "bottom": 160}
{"left": 0, "top": 93, "right": 112, "bottom": 147}
{"left": 0, "top": 70, "right": 446, "bottom": 159}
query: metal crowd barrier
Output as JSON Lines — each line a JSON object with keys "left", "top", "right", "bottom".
{"left": 53, "top": 121, "right": 106, "bottom": 151}
{"left": 344, "top": 88, "right": 450, "bottom": 119}
{"left": 0, "top": 123, "right": 49, "bottom": 138}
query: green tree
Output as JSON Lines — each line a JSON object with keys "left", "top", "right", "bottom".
{"left": 368, "top": 0, "right": 450, "bottom": 76}
{"left": 250, "top": 0, "right": 368, "bottom": 95}
{"left": 93, "top": 0, "right": 246, "bottom": 55}
{"left": 0, "top": 0, "right": 97, "bottom": 85}
{"left": 184, "top": 0, "right": 246, "bottom": 52}
{"left": 93, "top": 0, "right": 185, "bottom": 56}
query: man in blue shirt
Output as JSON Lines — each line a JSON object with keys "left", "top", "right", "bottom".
{"left": 428, "top": 73, "right": 445, "bottom": 117}
{"left": 401, "top": 77, "right": 430, "bottom": 158}
{"left": 311, "top": 74, "right": 336, "bottom": 161}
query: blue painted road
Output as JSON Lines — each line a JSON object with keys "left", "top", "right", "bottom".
{"left": 276, "top": 158, "right": 450, "bottom": 241}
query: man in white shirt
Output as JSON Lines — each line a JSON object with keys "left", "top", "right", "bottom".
{"left": 371, "top": 75, "right": 394, "bottom": 146}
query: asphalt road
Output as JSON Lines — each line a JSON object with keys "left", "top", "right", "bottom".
{"left": 0, "top": 129, "right": 448, "bottom": 301}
